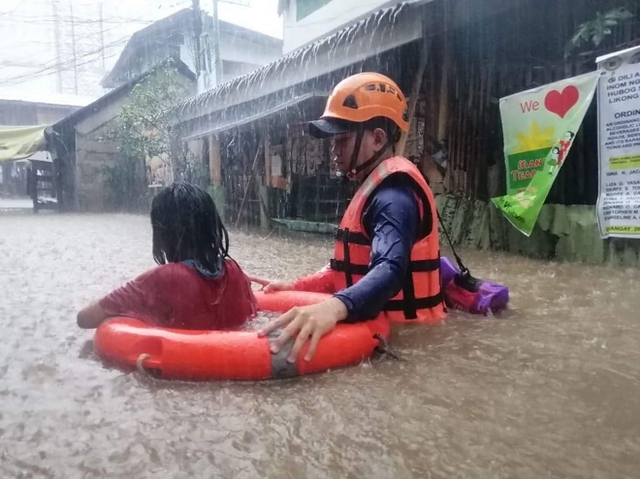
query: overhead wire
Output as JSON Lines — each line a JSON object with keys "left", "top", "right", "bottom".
{"left": 0, "top": 34, "right": 131, "bottom": 85}
{"left": 0, "top": 0, "right": 29, "bottom": 17}
{"left": 0, "top": 0, "right": 174, "bottom": 90}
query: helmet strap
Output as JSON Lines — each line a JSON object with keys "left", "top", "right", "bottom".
{"left": 350, "top": 142, "right": 388, "bottom": 180}
{"left": 343, "top": 126, "right": 391, "bottom": 182}
{"left": 344, "top": 126, "right": 364, "bottom": 181}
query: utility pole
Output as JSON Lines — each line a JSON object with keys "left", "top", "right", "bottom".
{"left": 51, "top": 0, "right": 63, "bottom": 93}
{"left": 69, "top": 2, "right": 79, "bottom": 95}
{"left": 212, "top": 0, "right": 222, "bottom": 87}
{"left": 192, "top": 0, "right": 202, "bottom": 84}
{"left": 209, "top": 0, "right": 248, "bottom": 87}
{"left": 99, "top": 2, "right": 106, "bottom": 75}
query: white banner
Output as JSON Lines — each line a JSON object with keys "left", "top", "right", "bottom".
{"left": 596, "top": 45, "right": 640, "bottom": 238}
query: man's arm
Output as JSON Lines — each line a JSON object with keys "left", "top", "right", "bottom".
{"left": 333, "top": 180, "right": 420, "bottom": 321}
{"left": 256, "top": 179, "right": 423, "bottom": 364}
{"left": 292, "top": 264, "right": 337, "bottom": 293}
{"left": 247, "top": 263, "right": 336, "bottom": 294}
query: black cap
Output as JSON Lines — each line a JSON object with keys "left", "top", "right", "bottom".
{"left": 308, "top": 118, "right": 358, "bottom": 139}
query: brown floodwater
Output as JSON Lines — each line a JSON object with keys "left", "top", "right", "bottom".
{"left": 1, "top": 210, "right": 639, "bottom": 478}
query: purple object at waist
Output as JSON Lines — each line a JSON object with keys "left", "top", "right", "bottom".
{"left": 439, "top": 256, "right": 509, "bottom": 315}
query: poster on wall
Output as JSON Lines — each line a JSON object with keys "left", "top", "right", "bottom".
{"left": 596, "top": 45, "right": 640, "bottom": 239}
{"left": 492, "top": 71, "right": 600, "bottom": 236}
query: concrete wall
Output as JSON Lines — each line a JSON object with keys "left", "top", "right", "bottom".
{"left": 73, "top": 71, "right": 197, "bottom": 211}
{"left": 221, "top": 61, "right": 262, "bottom": 84}
{"left": 189, "top": 33, "right": 279, "bottom": 92}
{"left": 179, "top": 42, "right": 197, "bottom": 74}
{"left": 73, "top": 93, "right": 130, "bottom": 212}
{"left": 0, "top": 101, "right": 78, "bottom": 126}
{"left": 436, "top": 195, "right": 640, "bottom": 267}
{"left": 36, "top": 105, "right": 79, "bottom": 125}
{"left": 75, "top": 118, "right": 121, "bottom": 212}
{"left": 282, "top": 0, "right": 405, "bottom": 53}
{"left": 434, "top": 162, "right": 639, "bottom": 266}
{"left": 219, "top": 33, "right": 282, "bottom": 67}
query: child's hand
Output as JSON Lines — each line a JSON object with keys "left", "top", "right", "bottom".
{"left": 247, "top": 276, "right": 294, "bottom": 293}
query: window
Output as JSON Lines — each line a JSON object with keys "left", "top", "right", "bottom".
{"left": 297, "top": 0, "right": 332, "bottom": 21}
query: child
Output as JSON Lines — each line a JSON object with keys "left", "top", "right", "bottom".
{"left": 77, "top": 182, "right": 257, "bottom": 330}
{"left": 548, "top": 147, "right": 561, "bottom": 174}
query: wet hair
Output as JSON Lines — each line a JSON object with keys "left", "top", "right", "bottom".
{"left": 150, "top": 182, "right": 229, "bottom": 275}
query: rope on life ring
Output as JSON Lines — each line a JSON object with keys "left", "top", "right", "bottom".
{"left": 136, "top": 353, "right": 152, "bottom": 374}
{"left": 373, "top": 334, "right": 406, "bottom": 362}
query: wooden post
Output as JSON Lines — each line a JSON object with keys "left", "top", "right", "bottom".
{"left": 397, "top": 34, "right": 431, "bottom": 157}
{"left": 208, "top": 134, "right": 226, "bottom": 218}
{"left": 209, "top": 135, "right": 221, "bottom": 186}
{"left": 235, "top": 144, "right": 262, "bottom": 227}
{"left": 260, "top": 132, "right": 271, "bottom": 228}
{"left": 437, "top": 0, "right": 451, "bottom": 142}
{"left": 74, "top": 131, "right": 80, "bottom": 211}
{"left": 263, "top": 133, "right": 271, "bottom": 187}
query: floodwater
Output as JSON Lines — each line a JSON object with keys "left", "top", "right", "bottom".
{"left": 1, "top": 210, "right": 640, "bottom": 479}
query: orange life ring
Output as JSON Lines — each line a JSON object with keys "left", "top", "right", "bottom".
{"left": 93, "top": 291, "right": 390, "bottom": 381}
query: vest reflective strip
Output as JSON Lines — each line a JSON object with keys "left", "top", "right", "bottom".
{"left": 360, "top": 161, "right": 389, "bottom": 199}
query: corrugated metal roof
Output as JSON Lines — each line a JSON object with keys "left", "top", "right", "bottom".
{"left": 54, "top": 59, "right": 195, "bottom": 131}
{"left": 182, "top": 91, "right": 329, "bottom": 139}
{"left": 0, "top": 90, "right": 94, "bottom": 108}
{"left": 103, "top": 8, "right": 283, "bottom": 88}
{"left": 175, "top": 1, "right": 427, "bottom": 123}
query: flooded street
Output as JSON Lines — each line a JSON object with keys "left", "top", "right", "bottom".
{"left": 1, "top": 211, "right": 640, "bottom": 478}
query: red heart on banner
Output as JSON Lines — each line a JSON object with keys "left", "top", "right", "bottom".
{"left": 544, "top": 86, "right": 579, "bottom": 119}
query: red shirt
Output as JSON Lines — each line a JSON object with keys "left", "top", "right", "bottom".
{"left": 99, "top": 259, "right": 257, "bottom": 330}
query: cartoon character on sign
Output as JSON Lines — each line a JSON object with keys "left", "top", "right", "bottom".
{"left": 547, "top": 131, "right": 575, "bottom": 174}
{"left": 558, "top": 131, "right": 575, "bottom": 165}
{"left": 548, "top": 147, "right": 561, "bottom": 174}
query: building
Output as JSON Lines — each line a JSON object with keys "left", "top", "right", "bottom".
{"left": 173, "top": 1, "right": 433, "bottom": 228}
{"left": 53, "top": 61, "right": 196, "bottom": 212}
{"left": 102, "top": 8, "right": 283, "bottom": 91}
{"left": 0, "top": 91, "right": 91, "bottom": 200}
{"left": 0, "top": 91, "right": 91, "bottom": 126}
{"left": 278, "top": 0, "right": 425, "bottom": 53}
{"left": 173, "top": 0, "right": 640, "bottom": 265}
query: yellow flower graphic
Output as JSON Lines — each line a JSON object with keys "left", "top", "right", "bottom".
{"left": 514, "top": 122, "right": 555, "bottom": 153}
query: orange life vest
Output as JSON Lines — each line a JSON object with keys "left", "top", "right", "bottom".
{"left": 330, "top": 156, "right": 445, "bottom": 324}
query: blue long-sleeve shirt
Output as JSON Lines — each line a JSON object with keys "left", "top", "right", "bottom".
{"left": 334, "top": 176, "right": 430, "bottom": 322}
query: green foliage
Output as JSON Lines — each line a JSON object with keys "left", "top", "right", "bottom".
{"left": 101, "top": 154, "right": 146, "bottom": 212}
{"left": 102, "top": 66, "right": 194, "bottom": 211}
{"left": 119, "top": 67, "right": 188, "bottom": 165}
{"left": 565, "top": 7, "right": 634, "bottom": 58}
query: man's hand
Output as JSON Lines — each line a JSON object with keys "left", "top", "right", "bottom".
{"left": 258, "top": 298, "right": 348, "bottom": 363}
{"left": 246, "top": 276, "right": 294, "bottom": 293}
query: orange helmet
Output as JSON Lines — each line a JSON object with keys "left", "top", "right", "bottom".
{"left": 309, "top": 72, "right": 409, "bottom": 138}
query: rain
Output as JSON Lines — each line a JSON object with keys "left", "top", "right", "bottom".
{"left": 1, "top": 0, "right": 640, "bottom": 477}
